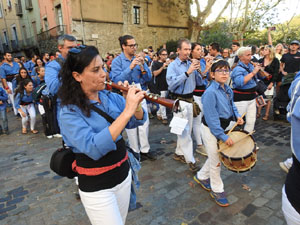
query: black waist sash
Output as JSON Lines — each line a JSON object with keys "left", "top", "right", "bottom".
{"left": 233, "top": 87, "right": 257, "bottom": 102}
{"left": 202, "top": 116, "right": 234, "bottom": 130}
{"left": 6, "top": 74, "right": 17, "bottom": 82}
{"left": 285, "top": 154, "right": 300, "bottom": 214}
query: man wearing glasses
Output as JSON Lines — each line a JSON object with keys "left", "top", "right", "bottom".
{"left": 45, "top": 34, "right": 77, "bottom": 137}
{"left": 110, "top": 35, "right": 156, "bottom": 161}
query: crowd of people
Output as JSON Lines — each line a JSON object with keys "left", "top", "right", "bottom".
{"left": 0, "top": 33, "right": 300, "bottom": 225}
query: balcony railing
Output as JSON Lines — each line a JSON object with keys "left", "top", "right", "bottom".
{"left": 15, "top": 1, "right": 22, "bottom": 16}
{"left": 2, "top": 44, "right": 10, "bottom": 52}
{"left": 24, "top": 36, "right": 37, "bottom": 47}
{"left": 11, "top": 40, "right": 20, "bottom": 51}
{"left": 37, "top": 25, "right": 66, "bottom": 41}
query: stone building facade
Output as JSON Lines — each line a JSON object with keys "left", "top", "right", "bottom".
{"left": 71, "top": 0, "right": 190, "bottom": 55}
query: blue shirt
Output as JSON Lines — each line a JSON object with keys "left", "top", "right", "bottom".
{"left": 59, "top": 90, "right": 147, "bottom": 161}
{"left": 202, "top": 80, "right": 240, "bottom": 142}
{"left": 30, "top": 75, "right": 40, "bottom": 87}
{"left": 0, "top": 62, "right": 20, "bottom": 79}
{"left": 0, "top": 87, "right": 8, "bottom": 110}
{"left": 166, "top": 57, "right": 203, "bottom": 94}
{"left": 14, "top": 90, "right": 34, "bottom": 109}
{"left": 286, "top": 78, "right": 300, "bottom": 161}
{"left": 110, "top": 52, "right": 152, "bottom": 90}
{"left": 231, "top": 61, "right": 257, "bottom": 89}
{"left": 45, "top": 56, "right": 64, "bottom": 96}
{"left": 25, "top": 60, "right": 35, "bottom": 74}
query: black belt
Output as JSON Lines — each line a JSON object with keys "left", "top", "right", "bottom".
{"left": 202, "top": 116, "right": 234, "bottom": 130}
{"left": 169, "top": 92, "right": 193, "bottom": 100}
{"left": 6, "top": 74, "right": 17, "bottom": 82}
{"left": 20, "top": 102, "right": 33, "bottom": 106}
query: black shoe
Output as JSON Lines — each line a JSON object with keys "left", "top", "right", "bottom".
{"left": 75, "top": 192, "right": 80, "bottom": 200}
{"left": 140, "top": 151, "right": 157, "bottom": 161}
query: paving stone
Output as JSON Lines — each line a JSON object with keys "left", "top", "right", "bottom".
{"left": 198, "top": 212, "right": 212, "bottom": 223}
{"left": 6, "top": 197, "right": 24, "bottom": 207}
{"left": 12, "top": 190, "right": 29, "bottom": 198}
{"left": 262, "top": 189, "right": 278, "bottom": 199}
{"left": 165, "top": 189, "right": 180, "bottom": 200}
{"left": 255, "top": 206, "right": 274, "bottom": 220}
{"left": 0, "top": 196, "right": 11, "bottom": 203}
{"left": 9, "top": 205, "right": 29, "bottom": 216}
{"left": 266, "top": 216, "right": 284, "bottom": 225}
{"left": 0, "top": 204, "right": 17, "bottom": 214}
{"left": 7, "top": 186, "right": 23, "bottom": 195}
{"left": 36, "top": 171, "right": 50, "bottom": 177}
{"left": 0, "top": 213, "right": 8, "bottom": 220}
{"left": 252, "top": 197, "right": 269, "bottom": 207}
{"left": 182, "top": 208, "right": 199, "bottom": 222}
{"left": 242, "top": 204, "right": 257, "bottom": 217}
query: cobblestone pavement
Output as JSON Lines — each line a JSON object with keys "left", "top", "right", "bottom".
{"left": 0, "top": 109, "right": 291, "bottom": 225}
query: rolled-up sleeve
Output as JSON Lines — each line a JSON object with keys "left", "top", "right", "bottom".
{"left": 45, "top": 61, "right": 60, "bottom": 95}
{"left": 110, "top": 57, "right": 132, "bottom": 82}
{"left": 231, "top": 67, "right": 246, "bottom": 88}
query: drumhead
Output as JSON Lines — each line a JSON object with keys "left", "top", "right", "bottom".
{"left": 219, "top": 130, "right": 255, "bottom": 159}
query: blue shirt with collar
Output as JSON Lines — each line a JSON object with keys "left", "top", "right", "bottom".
{"left": 59, "top": 90, "right": 147, "bottom": 161}
{"left": 45, "top": 55, "right": 64, "bottom": 96}
{"left": 14, "top": 90, "right": 34, "bottom": 109}
{"left": 231, "top": 61, "right": 257, "bottom": 89}
{"left": 25, "top": 60, "right": 35, "bottom": 74}
{"left": 195, "top": 60, "right": 208, "bottom": 87}
{"left": 166, "top": 57, "right": 203, "bottom": 94}
{"left": 110, "top": 52, "right": 152, "bottom": 90}
{"left": 202, "top": 80, "right": 240, "bottom": 142}
{"left": 0, "top": 87, "right": 8, "bottom": 110}
{"left": 0, "top": 62, "right": 20, "bottom": 79}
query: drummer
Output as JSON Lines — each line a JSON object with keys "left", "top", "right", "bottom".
{"left": 193, "top": 60, "right": 244, "bottom": 207}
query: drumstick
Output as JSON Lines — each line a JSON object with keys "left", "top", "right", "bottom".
{"left": 227, "top": 112, "right": 247, "bottom": 135}
{"left": 217, "top": 130, "right": 255, "bottom": 152}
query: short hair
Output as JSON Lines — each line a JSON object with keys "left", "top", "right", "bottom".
{"left": 118, "top": 35, "right": 134, "bottom": 50}
{"left": 158, "top": 48, "right": 167, "bottom": 55}
{"left": 237, "top": 47, "right": 252, "bottom": 57}
{"left": 211, "top": 60, "right": 230, "bottom": 72}
{"left": 4, "top": 51, "right": 12, "bottom": 56}
{"left": 232, "top": 42, "right": 240, "bottom": 47}
{"left": 177, "top": 38, "right": 191, "bottom": 49}
{"left": 209, "top": 42, "right": 220, "bottom": 52}
{"left": 169, "top": 53, "right": 177, "bottom": 60}
{"left": 57, "top": 34, "right": 76, "bottom": 46}
{"left": 191, "top": 42, "right": 201, "bottom": 52}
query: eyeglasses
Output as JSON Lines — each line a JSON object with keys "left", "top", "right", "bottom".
{"left": 126, "top": 44, "right": 138, "bottom": 49}
{"left": 215, "top": 69, "right": 230, "bottom": 74}
{"left": 69, "top": 45, "right": 87, "bottom": 54}
{"left": 160, "top": 53, "right": 168, "bottom": 56}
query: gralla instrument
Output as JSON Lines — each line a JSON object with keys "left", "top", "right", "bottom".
{"left": 218, "top": 130, "right": 257, "bottom": 173}
{"left": 104, "top": 81, "right": 180, "bottom": 112}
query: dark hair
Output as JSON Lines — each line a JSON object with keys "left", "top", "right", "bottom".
{"left": 16, "top": 67, "right": 32, "bottom": 87}
{"left": 232, "top": 42, "right": 240, "bottom": 47}
{"left": 58, "top": 46, "right": 99, "bottom": 116}
{"left": 177, "top": 38, "right": 191, "bottom": 49}
{"left": 4, "top": 51, "right": 12, "bottom": 56}
{"left": 211, "top": 60, "right": 230, "bottom": 72}
{"left": 158, "top": 48, "right": 167, "bottom": 55}
{"left": 250, "top": 45, "right": 257, "bottom": 55}
{"left": 191, "top": 42, "right": 201, "bottom": 58}
{"left": 118, "top": 35, "right": 134, "bottom": 51}
{"left": 14, "top": 79, "right": 32, "bottom": 97}
{"left": 209, "top": 42, "right": 220, "bottom": 52}
{"left": 203, "top": 47, "right": 209, "bottom": 56}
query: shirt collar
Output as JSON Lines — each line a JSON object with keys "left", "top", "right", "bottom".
{"left": 120, "top": 52, "right": 134, "bottom": 62}
{"left": 175, "top": 57, "right": 189, "bottom": 66}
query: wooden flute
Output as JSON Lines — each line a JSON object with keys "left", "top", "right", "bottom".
{"left": 104, "top": 81, "right": 177, "bottom": 109}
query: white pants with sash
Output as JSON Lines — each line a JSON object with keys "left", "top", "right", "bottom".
{"left": 234, "top": 99, "right": 256, "bottom": 132}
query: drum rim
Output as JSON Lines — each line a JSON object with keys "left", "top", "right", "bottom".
{"left": 220, "top": 130, "right": 256, "bottom": 160}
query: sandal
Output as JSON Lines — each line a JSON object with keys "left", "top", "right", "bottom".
{"left": 22, "top": 128, "right": 27, "bottom": 134}
{"left": 262, "top": 115, "right": 269, "bottom": 121}
{"left": 256, "top": 113, "right": 261, "bottom": 118}
{"left": 31, "top": 130, "right": 39, "bottom": 134}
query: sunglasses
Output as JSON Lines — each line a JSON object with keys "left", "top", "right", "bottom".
{"left": 69, "top": 45, "right": 87, "bottom": 54}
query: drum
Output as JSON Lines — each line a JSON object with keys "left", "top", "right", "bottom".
{"left": 218, "top": 130, "right": 257, "bottom": 173}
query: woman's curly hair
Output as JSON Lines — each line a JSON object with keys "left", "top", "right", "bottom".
{"left": 58, "top": 46, "right": 99, "bottom": 117}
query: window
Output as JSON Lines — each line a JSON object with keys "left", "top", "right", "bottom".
{"left": 133, "top": 6, "right": 140, "bottom": 24}
{"left": 22, "top": 25, "right": 27, "bottom": 40}
{"left": 7, "top": 0, "right": 12, "bottom": 9}
{"left": 3, "top": 30, "right": 8, "bottom": 44}
{"left": 25, "top": 0, "right": 33, "bottom": 10}
{"left": 0, "top": 2, "right": 3, "bottom": 18}
{"left": 43, "top": 18, "right": 49, "bottom": 31}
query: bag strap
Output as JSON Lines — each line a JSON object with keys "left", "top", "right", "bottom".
{"left": 89, "top": 104, "right": 115, "bottom": 124}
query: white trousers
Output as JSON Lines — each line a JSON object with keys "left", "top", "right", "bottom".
{"left": 197, "top": 124, "right": 224, "bottom": 193}
{"left": 284, "top": 157, "right": 293, "bottom": 169}
{"left": 37, "top": 104, "right": 45, "bottom": 115}
{"left": 19, "top": 103, "right": 36, "bottom": 130}
{"left": 282, "top": 186, "right": 300, "bottom": 225}
{"left": 7, "top": 82, "right": 18, "bottom": 115}
{"left": 174, "top": 100, "right": 195, "bottom": 164}
{"left": 156, "top": 90, "right": 168, "bottom": 120}
{"left": 126, "top": 99, "right": 150, "bottom": 153}
{"left": 234, "top": 99, "right": 256, "bottom": 132}
{"left": 193, "top": 95, "right": 203, "bottom": 146}
{"left": 79, "top": 170, "right": 132, "bottom": 225}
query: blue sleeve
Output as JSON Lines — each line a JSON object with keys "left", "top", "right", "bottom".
{"left": 14, "top": 93, "right": 21, "bottom": 109}
{"left": 166, "top": 63, "right": 187, "bottom": 91}
{"left": 231, "top": 67, "right": 246, "bottom": 88}
{"left": 0, "top": 88, "right": 8, "bottom": 101}
{"left": 31, "top": 68, "right": 37, "bottom": 76}
{"left": 45, "top": 61, "right": 60, "bottom": 95}
{"left": 202, "top": 91, "right": 228, "bottom": 142}
{"left": 110, "top": 57, "right": 133, "bottom": 82}
{"left": 60, "top": 107, "right": 118, "bottom": 161}
{"left": 12, "top": 78, "right": 17, "bottom": 90}
{"left": 141, "top": 63, "right": 152, "bottom": 82}
{"left": 0, "top": 67, "right": 5, "bottom": 79}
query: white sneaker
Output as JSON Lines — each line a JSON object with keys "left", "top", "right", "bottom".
{"left": 196, "top": 145, "right": 207, "bottom": 156}
{"left": 46, "top": 135, "right": 53, "bottom": 139}
{"left": 53, "top": 134, "right": 62, "bottom": 138}
{"left": 279, "top": 162, "right": 289, "bottom": 173}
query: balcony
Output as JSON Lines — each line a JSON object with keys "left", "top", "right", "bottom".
{"left": 37, "top": 25, "right": 66, "bottom": 41}
{"left": 2, "top": 44, "right": 10, "bottom": 52}
{"left": 11, "top": 40, "right": 20, "bottom": 51}
{"left": 15, "top": 1, "right": 22, "bottom": 16}
{"left": 25, "top": 0, "right": 33, "bottom": 10}
{"left": 24, "top": 37, "right": 37, "bottom": 48}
